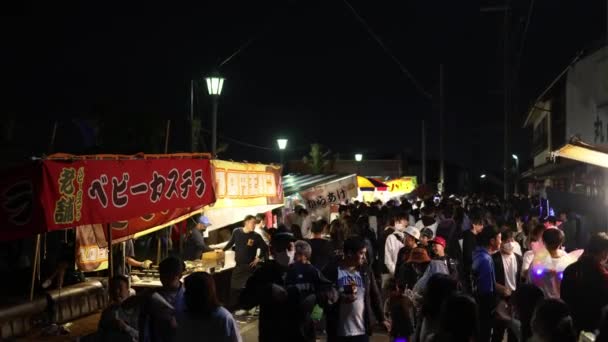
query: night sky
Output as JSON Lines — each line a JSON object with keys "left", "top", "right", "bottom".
{"left": 1, "top": 1, "right": 605, "bottom": 178}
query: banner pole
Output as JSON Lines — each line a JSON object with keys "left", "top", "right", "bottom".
{"left": 107, "top": 224, "right": 113, "bottom": 282}
{"left": 164, "top": 120, "right": 171, "bottom": 154}
{"left": 29, "top": 234, "right": 41, "bottom": 301}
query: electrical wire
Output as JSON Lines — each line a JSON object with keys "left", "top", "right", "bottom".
{"left": 342, "top": 0, "right": 433, "bottom": 100}
{"left": 515, "top": 0, "right": 535, "bottom": 75}
{"left": 198, "top": 127, "right": 309, "bottom": 152}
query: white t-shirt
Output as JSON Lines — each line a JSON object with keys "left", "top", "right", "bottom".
{"left": 501, "top": 253, "right": 518, "bottom": 291}
{"left": 337, "top": 268, "right": 366, "bottom": 337}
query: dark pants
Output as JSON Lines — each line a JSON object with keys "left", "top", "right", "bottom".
{"left": 477, "top": 294, "right": 496, "bottom": 342}
{"left": 492, "top": 318, "right": 517, "bottom": 342}
{"left": 331, "top": 336, "right": 369, "bottom": 342}
{"left": 229, "top": 288, "right": 243, "bottom": 311}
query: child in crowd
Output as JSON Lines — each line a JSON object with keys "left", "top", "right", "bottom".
{"left": 97, "top": 275, "right": 139, "bottom": 342}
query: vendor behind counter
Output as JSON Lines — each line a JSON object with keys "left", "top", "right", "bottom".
{"left": 183, "top": 215, "right": 216, "bottom": 261}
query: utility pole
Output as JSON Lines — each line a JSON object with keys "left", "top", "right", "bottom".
{"left": 190, "top": 80, "right": 195, "bottom": 152}
{"left": 422, "top": 119, "right": 427, "bottom": 185}
{"left": 439, "top": 64, "right": 445, "bottom": 194}
{"left": 503, "top": 1, "right": 512, "bottom": 201}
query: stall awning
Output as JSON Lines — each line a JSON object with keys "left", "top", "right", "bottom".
{"left": 552, "top": 138, "right": 608, "bottom": 169}
{"left": 283, "top": 174, "right": 356, "bottom": 196}
{"left": 357, "top": 176, "right": 389, "bottom": 191}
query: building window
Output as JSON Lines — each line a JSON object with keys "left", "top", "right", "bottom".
{"left": 532, "top": 116, "right": 549, "bottom": 156}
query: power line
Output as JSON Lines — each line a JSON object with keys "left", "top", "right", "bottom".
{"left": 342, "top": 0, "right": 433, "bottom": 100}
{"left": 199, "top": 127, "right": 309, "bottom": 152}
{"left": 515, "top": 0, "right": 535, "bottom": 75}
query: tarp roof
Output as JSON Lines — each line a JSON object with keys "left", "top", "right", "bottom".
{"left": 282, "top": 173, "right": 356, "bottom": 196}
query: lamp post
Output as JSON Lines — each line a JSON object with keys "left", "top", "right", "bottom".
{"left": 205, "top": 72, "right": 225, "bottom": 157}
{"left": 512, "top": 154, "right": 519, "bottom": 195}
{"left": 355, "top": 154, "right": 362, "bottom": 174}
{"left": 277, "top": 139, "right": 288, "bottom": 165}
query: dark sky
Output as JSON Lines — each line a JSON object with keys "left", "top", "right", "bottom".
{"left": 1, "top": 1, "right": 605, "bottom": 175}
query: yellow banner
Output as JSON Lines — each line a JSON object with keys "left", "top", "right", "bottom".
{"left": 386, "top": 177, "right": 418, "bottom": 194}
{"left": 211, "top": 160, "right": 283, "bottom": 208}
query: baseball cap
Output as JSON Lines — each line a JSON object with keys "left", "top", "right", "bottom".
{"left": 404, "top": 226, "right": 421, "bottom": 240}
{"left": 431, "top": 236, "right": 447, "bottom": 248}
{"left": 197, "top": 215, "right": 212, "bottom": 226}
{"left": 420, "top": 227, "right": 434, "bottom": 239}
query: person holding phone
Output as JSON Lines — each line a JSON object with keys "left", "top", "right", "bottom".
{"left": 323, "top": 237, "right": 389, "bottom": 342}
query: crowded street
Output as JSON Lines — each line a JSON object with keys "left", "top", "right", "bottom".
{"left": 2, "top": 3, "right": 608, "bottom": 342}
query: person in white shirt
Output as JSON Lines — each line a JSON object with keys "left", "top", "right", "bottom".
{"left": 529, "top": 228, "right": 578, "bottom": 299}
{"left": 384, "top": 212, "right": 409, "bottom": 276}
{"left": 492, "top": 230, "right": 522, "bottom": 342}
{"left": 415, "top": 207, "right": 438, "bottom": 236}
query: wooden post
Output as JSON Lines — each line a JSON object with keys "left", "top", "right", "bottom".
{"left": 164, "top": 120, "right": 171, "bottom": 154}
{"left": 156, "top": 234, "right": 162, "bottom": 265}
{"left": 29, "top": 234, "right": 41, "bottom": 301}
{"left": 107, "top": 224, "right": 113, "bottom": 281}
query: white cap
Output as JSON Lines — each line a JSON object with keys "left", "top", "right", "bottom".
{"left": 404, "top": 226, "right": 421, "bottom": 240}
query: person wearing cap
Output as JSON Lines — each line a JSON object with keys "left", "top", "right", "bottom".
{"left": 183, "top": 215, "right": 215, "bottom": 261}
{"left": 405, "top": 247, "right": 449, "bottom": 294}
{"left": 430, "top": 236, "right": 459, "bottom": 281}
{"left": 394, "top": 226, "right": 421, "bottom": 289}
{"left": 224, "top": 215, "right": 269, "bottom": 315}
{"left": 419, "top": 227, "right": 434, "bottom": 254}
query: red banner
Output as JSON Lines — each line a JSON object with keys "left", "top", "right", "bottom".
{"left": 108, "top": 206, "right": 202, "bottom": 241}
{"left": 41, "top": 158, "right": 216, "bottom": 231}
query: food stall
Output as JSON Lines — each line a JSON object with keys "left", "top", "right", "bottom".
{"left": 0, "top": 153, "right": 216, "bottom": 296}
{"left": 0, "top": 153, "right": 216, "bottom": 340}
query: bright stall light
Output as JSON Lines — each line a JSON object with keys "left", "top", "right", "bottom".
{"left": 512, "top": 154, "right": 518, "bottom": 160}
{"left": 355, "top": 154, "right": 363, "bottom": 162}
{"left": 480, "top": 174, "right": 486, "bottom": 179}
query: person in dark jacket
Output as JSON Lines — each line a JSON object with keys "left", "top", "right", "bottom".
{"left": 492, "top": 230, "right": 522, "bottom": 342}
{"left": 461, "top": 212, "right": 484, "bottom": 293}
{"left": 472, "top": 225, "right": 501, "bottom": 342}
{"left": 322, "top": 237, "right": 389, "bottom": 342}
{"left": 240, "top": 228, "right": 295, "bottom": 342}
{"left": 308, "top": 219, "right": 334, "bottom": 271}
{"left": 561, "top": 233, "right": 608, "bottom": 334}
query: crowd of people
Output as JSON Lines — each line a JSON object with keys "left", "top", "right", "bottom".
{"left": 96, "top": 194, "right": 608, "bottom": 342}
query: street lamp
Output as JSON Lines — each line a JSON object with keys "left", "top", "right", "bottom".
{"left": 355, "top": 154, "right": 363, "bottom": 162}
{"left": 512, "top": 154, "right": 519, "bottom": 195}
{"left": 277, "top": 139, "right": 288, "bottom": 150}
{"left": 205, "top": 72, "right": 225, "bottom": 157}
{"left": 277, "top": 139, "right": 288, "bottom": 165}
